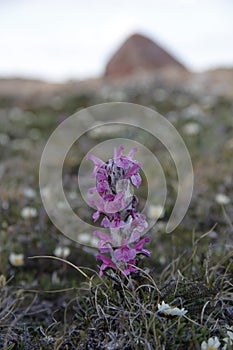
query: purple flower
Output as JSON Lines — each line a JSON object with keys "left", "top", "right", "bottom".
{"left": 86, "top": 154, "right": 105, "bottom": 178}
{"left": 87, "top": 145, "right": 150, "bottom": 276}
{"left": 101, "top": 214, "right": 126, "bottom": 229}
{"left": 113, "top": 237, "right": 151, "bottom": 263}
{"left": 96, "top": 179, "right": 109, "bottom": 196}
{"left": 122, "top": 260, "right": 138, "bottom": 275}
{"left": 113, "top": 146, "right": 141, "bottom": 169}
{"left": 131, "top": 173, "right": 142, "bottom": 188}
{"left": 114, "top": 245, "right": 137, "bottom": 262}
{"left": 131, "top": 213, "right": 148, "bottom": 233}
{"left": 100, "top": 216, "right": 110, "bottom": 228}
{"left": 93, "top": 211, "right": 100, "bottom": 222}
{"left": 97, "top": 252, "right": 138, "bottom": 276}
{"left": 87, "top": 145, "right": 142, "bottom": 201}
{"left": 129, "top": 230, "right": 141, "bottom": 244}
{"left": 96, "top": 254, "right": 117, "bottom": 276}
{"left": 134, "top": 237, "right": 151, "bottom": 257}
{"left": 104, "top": 192, "right": 127, "bottom": 213}
{"left": 90, "top": 192, "right": 126, "bottom": 215}
{"left": 94, "top": 230, "right": 113, "bottom": 253}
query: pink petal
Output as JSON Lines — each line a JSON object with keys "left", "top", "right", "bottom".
{"left": 139, "top": 248, "right": 150, "bottom": 257}
{"left": 96, "top": 254, "right": 116, "bottom": 266}
{"left": 88, "top": 187, "right": 97, "bottom": 194}
{"left": 93, "top": 230, "right": 111, "bottom": 240}
{"left": 93, "top": 211, "right": 100, "bottom": 222}
{"left": 116, "top": 145, "right": 124, "bottom": 158}
{"left": 125, "top": 164, "right": 141, "bottom": 178}
{"left": 91, "top": 197, "right": 105, "bottom": 212}
{"left": 129, "top": 230, "right": 140, "bottom": 243}
{"left": 101, "top": 216, "right": 110, "bottom": 228}
{"left": 96, "top": 254, "right": 117, "bottom": 275}
{"left": 123, "top": 260, "right": 138, "bottom": 275}
{"left": 104, "top": 192, "right": 125, "bottom": 213}
{"left": 115, "top": 157, "right": 131, "bottom": 168}
{"left": 114, "top": 246, "right": 136, "bottom": 262}
{"left": 131, "top": 173, "right": 142, "bottom": 188}
{"left": 132, "top": 214, "right": 148, "bottom": 232}
{"left": 134, "top": 237, "right": 150, "bottom": 251}
{"left": 99, "top": 246, "right": 111, "bottom": 254}
{"left": 128, "top": 147, "right": 138, "bottom": 158}
{"left": 86, "top": 154, "right": 105, "bottom": 167}
{"left": 93, "top": 231, "right": 113, "bottom": 253}
{"left": 103, "top": 194, "right": 115, "bottom": 201}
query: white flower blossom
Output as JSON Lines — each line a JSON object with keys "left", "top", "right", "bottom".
{"left": 215, "top": 193, "right": 230, "bottom": 205}
{"left": 78, "top": 233, "right": 93, "bottom": 244}
{"left": 9, "top": 253, "right": 24, "bottom": 267}
{"left": 201, "top": 336, "right": 221, "bottom": 350}
{"left": 53, "top": 246, "right": 70, "bottom": 258}
{"left": 182, "top": 122, "right": 201, "bottom": 135}
{"left": 22, "top": 187, "right": 36, "bottom": 199}
{"left": 157, "top": 301, "right": 187, "bottom": 316}
{"left": 148, "top": 204, "right": 165, "bottom": 219}
{"left": 21, "top": 207, "right": 37, "bottom": 219}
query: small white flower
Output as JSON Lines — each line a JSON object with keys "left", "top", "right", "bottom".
{"left": 157, "top": 301, "right": 187, "bottom": 317}
{"left": 201, "top": 336, "right": 221, "bottom": 350}
{"left": 148, "top": 204, "right": 165, "bottom": 219}
{"left": 21, "top": 206, "right": 37, "bottom": 219}
{"left": 158, "top": 256, "right": 166, "bottom": 265}
{"left": 22, "top": 187, "right": 36, "bottom": 199}
{"left": 78, "top": 233, "right": 92, "bottom": 244}
{"left": 68, "top": 191, "right": 77, "bottom": 200}
{"left": 182, "top": 122, "right": 201, "bottom": 135}
{"left": 156, "top": 221, "right": 166, "bottom": 232}
{"left": 215, "top": 193, "right": 230, "bottom": 205}
{"left": 209, "top": 230, "right": 218, "bottom": 239}
{"left": 9, "top": 253, "right": 24, "bottom": 267}
{"left": 184, "top": 104, "right": 203, "bottom": 118}
{"left": 53, "top": 246, "right": 70, "bottom": 258}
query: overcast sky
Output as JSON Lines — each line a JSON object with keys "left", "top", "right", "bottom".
{"left": 0, "top": 0, "right": 233, "bottom": 81}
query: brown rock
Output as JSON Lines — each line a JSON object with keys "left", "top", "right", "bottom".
{"left": 104, "top": 33, "right": 186, "bottom": 77}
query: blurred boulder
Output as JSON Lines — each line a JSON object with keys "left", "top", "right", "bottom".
{"left": 104, "top": 33, "right": 186, "bottom": 78}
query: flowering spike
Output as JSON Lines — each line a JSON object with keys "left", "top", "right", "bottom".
{"left": 87, "top": 145, "right": 150, "bottom": 276}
